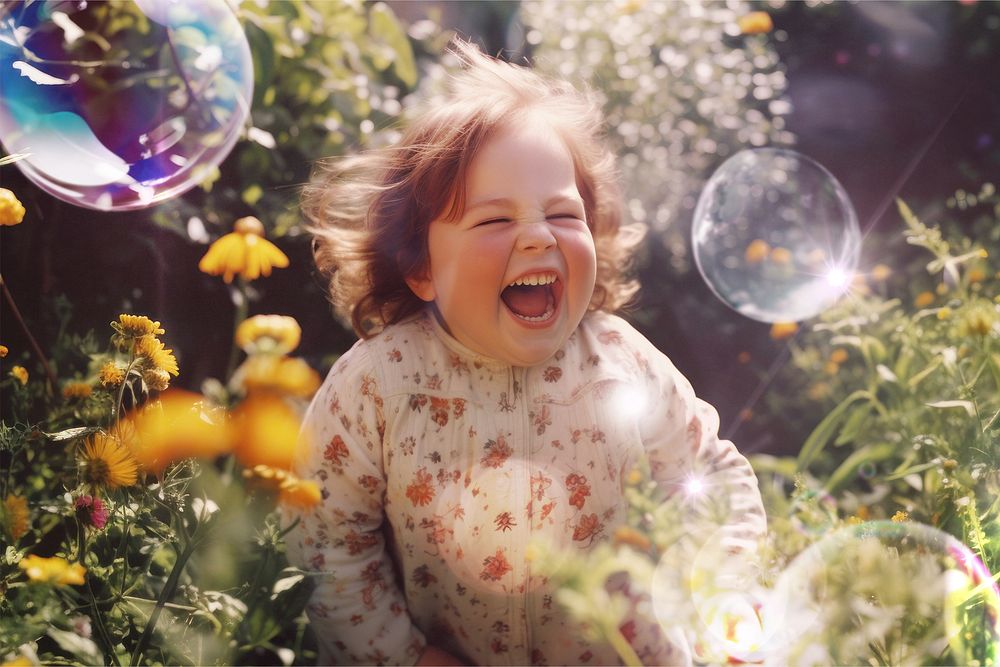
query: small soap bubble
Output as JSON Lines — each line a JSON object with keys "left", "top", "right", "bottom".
{"left": 857, "top": 461, "right": 877, "bottom": 479}
{"left": 0, "top": 0, "right": 253, "bottom": 211}
{"left": 761, "top": 521, "right": 1000, "bottom": 666}
{"left": 692, "top": 148, "right": 861, "bottom": 323}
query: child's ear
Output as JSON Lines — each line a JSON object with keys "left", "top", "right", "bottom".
{"left": 405, "top": 270, "right": 436, "bottom": 302}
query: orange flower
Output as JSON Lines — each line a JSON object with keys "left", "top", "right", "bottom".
{"left": 198, "top": 216, "right": 289, "bottom": 283}
{"left": 744, "top": 239, "right": 770, "bottom": 264}
{"left": 405, "top": 468, "right": 436, "bottom": 507}
{"left": 0, "top": 188, "right": 26, "bottom": 226}
{"left": 3, "top": 494, "right": 29, "bottom": 541}
{"left": 914, "top": 291, "right": 935, "bottom": 308}
{"left": 239, "top": 355, "right": 320, "bottom": 398}
{"left": 19, "top": 554, "right": 86, "bottom": 586}
{"left": 870, "top": 264, "right": 892, "bottom": 282}
{"left": 9, "top": 365, "right": 28, "bottom": 385}
{"left": 769, "top": 246, "right": 792, "bottom": 265}
{"left": 769, "top": 321, "right": 798, "bottom": 340}
{"left": 62, "top": 381, "right": 93, "bottom": 400}
{"left": 279, "top": 478, "right": 322, "bottom": 509}
{"left": 738, "top": 11, "right": 773, "bottom": 35}
{"left": 231, "top": 394, "right": 303, "bottom": 470}
{"left": 128, "top": 390, "right": 233, "bottom": 474}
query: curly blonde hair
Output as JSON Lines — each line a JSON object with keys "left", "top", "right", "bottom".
{"left": 303, "top": 40, "right": 645, "bottom": 338}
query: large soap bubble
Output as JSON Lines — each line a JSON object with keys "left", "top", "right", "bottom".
{"left": 692, "top": 148, "right": 861, "bottom": 323}
{"left": 0, "top": 0, "right": 253, "bottom": 211}
{"left": 762, "top": 521, "right": 1000, "bottom": 666}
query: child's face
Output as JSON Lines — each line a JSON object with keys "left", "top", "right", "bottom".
{"left": 407, "top": 118, "right": 597, "bottom": 366}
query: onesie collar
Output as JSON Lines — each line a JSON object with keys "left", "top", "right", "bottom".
{"left": 421, "top": 307, "right": 516, "bottom": 372}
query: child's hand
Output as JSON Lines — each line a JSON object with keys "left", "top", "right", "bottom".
{"left": 415, "top": 644, "right": 469, "bottom": 666}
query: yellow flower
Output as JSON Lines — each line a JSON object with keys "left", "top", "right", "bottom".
{"left": 135, "top": 335, "right": 179, "bottom": 377}
{"left": 769, "top": 321, "right": 798, "bottom": 341}
{"left": 769, "top": 246, "right": 792, "bottom": 265}
{"left": 914, "top": 291, "right": 935, "bottom": 308}
{"left": 1, "top": 654, "right": 33, "bottom": 667}
{"left": 81, "top": 433, "right": 139, "bottom": 490}
{"left": 236, "top": 314, "right": 302, "bottom": 355}
{"left": 3, "top": 494, "right": 29, "bottom": 541}
{"left": 232, "top": 394, "right": 303, "bottom": 470}
{"left": 0, "top": 188, "right": 26, "bottom": 226}
{"left": 744, "top": 239, "right": 770, "bottom": 264}
{"left": 99, "top": 361, "right": 126, "bottom": 387}
{"left": 198, "top": 216, "right": 289, "bottom": 283}
{"left": 62, "top": 381, "right": 93, "bottom": 400}
{"left": 957, "top": 303, "right": 996, "bottom": 337}
{"left": 0, "top": 344, "right": 8, "bottom": 358}
{"left": 891, "top": 510, "right": 909, "bottom": 523}
{"left": 239, "top": 355, "right": 320, "bottom": 398}
{"left": 937, "top": 307, "right": 952, "bottom": 320}
{"left": 18, "top": 554, "right": 86, "bottom": 586}
{"left": 10, "top": 366, "right": 28, "bottom": 385}
{"left": 112, "top": 314, "right": 164, "bottom": 344}
{"left": 128, "top": 390, "right": 233, "bottom": 475}
{"left": 738, "top": 11, "right": 773, "bottom": 35}
{"left": 279, "top": 478, "right": 321, "bottom": 509}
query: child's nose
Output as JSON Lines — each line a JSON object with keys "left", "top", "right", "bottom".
{"left": 516, "top": 221, "right": 556, "bottom": 252}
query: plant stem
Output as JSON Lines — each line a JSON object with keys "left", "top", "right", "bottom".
{"left": 605, "top": 624, "right": 642, "bottom": 667}
{"left": 0, "top": 272, "right": 58, "bottom": 394}
{"left": 224, "top": 278, "right": 249, "bottom": 384}
{"left": 129, "top": 536, "right": 198, "bottom": 665}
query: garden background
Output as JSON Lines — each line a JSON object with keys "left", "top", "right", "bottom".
{"left": 2, "top": 1, "right": 999, "bottom": 665}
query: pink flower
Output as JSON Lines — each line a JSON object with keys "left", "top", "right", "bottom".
{"left": 75, "top": 495, "right": 108, "bottom": 529}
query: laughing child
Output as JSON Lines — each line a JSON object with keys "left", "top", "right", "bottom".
{"left": 287, "top": 41, "right": 766, "bottom": 666}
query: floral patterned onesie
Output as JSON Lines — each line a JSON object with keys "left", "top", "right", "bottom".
{"left": 285, "top": 308, "right": 766, "bottom": 665}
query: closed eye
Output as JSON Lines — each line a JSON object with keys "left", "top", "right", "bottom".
{"left": 474, "top": 217, "right": 511, "bottom": 227}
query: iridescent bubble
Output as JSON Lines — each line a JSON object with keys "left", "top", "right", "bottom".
{"left": 858, "top": 461, "right": 877, "bottom": 479}
{"left": 0, "top": 0, "right": 253, "bottom": 211}
{"left": 761, "top": 521, "right": 1000, "bottom": 666}
{"left": 692, "top": 148, "right": 861, "bottom": 323}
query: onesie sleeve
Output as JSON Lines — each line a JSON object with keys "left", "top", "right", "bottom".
{"left": 283, "top": 342, "right": 426, "bottom": 666}
{"left": 637, "top": 340, "right": 767, "bottom": 555}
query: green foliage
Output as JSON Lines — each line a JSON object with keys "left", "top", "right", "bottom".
{"left": 1, "top": 308, "right": 320, "bottom": 666}
{"left": 149, "top": 0, "right": 428, "bottom": 240}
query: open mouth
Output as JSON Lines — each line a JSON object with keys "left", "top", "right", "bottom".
{"left": 500, "top": 273, "right": 562, "bottom": 323}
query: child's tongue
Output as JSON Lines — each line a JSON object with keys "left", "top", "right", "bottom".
{"left": 501, "top": 284, "right": 550, "bottom": 318}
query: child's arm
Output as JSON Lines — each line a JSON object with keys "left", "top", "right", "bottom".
{"left": 284, "top": 345, "right": 427, "bottom": 665}
{"left": 639, "top": 345, "right": 768, "bottom": 554}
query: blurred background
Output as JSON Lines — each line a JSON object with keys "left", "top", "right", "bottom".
{"left": 3, "top": 0, "right": 999, "bottom": 455}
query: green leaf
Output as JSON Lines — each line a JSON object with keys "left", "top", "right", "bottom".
{"left": 907, "top": 356, "right": 943, "bottom": 388}
{"left": 368, "top": 3, "right": 417, "bottom": 87}
{"left": 47, "top": 627, "right": 104, "bottom": 665}
{"left": 797, "top": 390, "right": 871, "bottom": 472}
{"left": 833, "top": 403, "right": 872, "bottom": 447}
{"left": 925, "top": 400, "right": 976, "bottom": 417}
{"left": 824, "top": 443, "right": 898, "bottom": 493}
{"left": 747, "top": 454, "right": 799, "bottom": 479}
